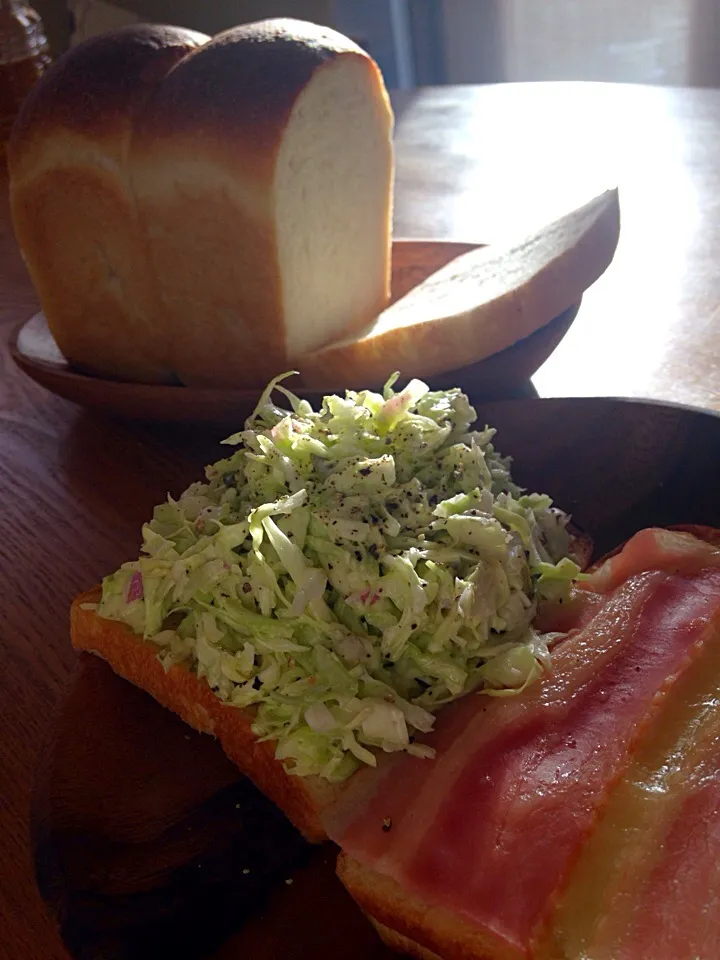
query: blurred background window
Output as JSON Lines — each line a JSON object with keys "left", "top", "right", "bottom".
{"left": 439, "top": 0, "right": 717, "bottom": 87}
{"left": 26, "top": 0, "right": 720, "bottom": 89}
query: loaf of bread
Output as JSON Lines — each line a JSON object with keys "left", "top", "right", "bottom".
{"left": 8, "top": 24, "right": 209, "bottom": 383}
{"left": 9, "top": 19, "right": 395, "bottom": 386}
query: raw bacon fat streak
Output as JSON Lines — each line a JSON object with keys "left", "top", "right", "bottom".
{"left": 328, "top": 528, "right": 720, "bottom": 960}
{"left": 542, "top": 610, "right": 720, "bottom": 960}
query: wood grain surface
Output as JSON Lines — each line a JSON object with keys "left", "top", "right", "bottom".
{"left": 2, "top": 81, "right": 720, "bottom": 960}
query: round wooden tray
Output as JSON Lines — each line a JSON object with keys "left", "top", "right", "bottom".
{"left": 10, "top": 239, "right": 580, "bottom": 424}
{"left": 33, "top": 396, "right": 720, "bottom": 960}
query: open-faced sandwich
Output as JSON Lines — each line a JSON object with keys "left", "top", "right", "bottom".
{"left": 70, "top": 377, "right": 720, "bottom": 959}
{"left": 72, "top": 376, "right": 591, "bottom": 841}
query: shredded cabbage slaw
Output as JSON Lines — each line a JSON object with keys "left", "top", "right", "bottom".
{"left": 98, "top": 374, "right": 582, "bottom": 781}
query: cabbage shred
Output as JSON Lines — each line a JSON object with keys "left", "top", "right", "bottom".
{"left": 99, "top": 374, "right": 581, "bottom": 781}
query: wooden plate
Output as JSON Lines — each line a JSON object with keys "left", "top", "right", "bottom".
{"left": 33, "top": 396, "right": 720, "bottom": 960}
{"left": 10, "top": 239, "right": 580, "bottom": 424}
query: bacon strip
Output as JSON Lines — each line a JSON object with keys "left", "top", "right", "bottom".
{"left": 545, "top": 629, "right": 720, "bottom": 960}
{"left": 615, "top": 771, "right": 720, "bottom": 959}
{"left": 326, "top": 534, "right": 720, "bottom": 955}
{"left": 406, "top": 570, "right": 720, "bottom": 949}
{"left": 325, "top": 574, "right": 653, "bottom": 859}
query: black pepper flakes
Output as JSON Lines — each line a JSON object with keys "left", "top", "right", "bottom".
{"left": 242, "top": 582, "right": 252, "bottom": 593}
{"left": 359, "top": 467, "right": 372, "bottom": 477}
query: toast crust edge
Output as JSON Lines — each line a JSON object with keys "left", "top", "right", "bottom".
{"left": 70, "top": 587, "right": 343, "bottom": 843}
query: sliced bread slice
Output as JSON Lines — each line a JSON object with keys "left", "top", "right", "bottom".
{"left": 297, "top": 189, "right": 620, "bottom": 390}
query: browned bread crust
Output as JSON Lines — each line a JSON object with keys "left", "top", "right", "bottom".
{"left": 8, "top": 24, "right": 209, "bottom": 385}
{"left": 8, "top": 24, "right": 208, "bottom": 164}
{"left": 70, "top": 588, "right": 343, "bottom": 843}
{"left": 131, "top": 18, "right": 380, "bottom": 182}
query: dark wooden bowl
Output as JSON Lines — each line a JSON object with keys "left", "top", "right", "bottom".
{"left": 9, "top": 239, "right": 580, "bottom": 425}
{"left": 33, "top": 396, "right": 720, "bottom": 959}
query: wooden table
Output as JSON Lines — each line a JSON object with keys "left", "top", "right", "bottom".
{"left": 392, "top": 82, "right": 720, "bottom": 410}
{"left": 1, "top": 81, "right": 719, "bottom": 960}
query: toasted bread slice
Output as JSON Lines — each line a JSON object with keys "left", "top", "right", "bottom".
{"left": 69, "top": 534, "right": 592, "bottom": 845}
{"left": 70, "top": 588, "right": 342, "bottom": 842}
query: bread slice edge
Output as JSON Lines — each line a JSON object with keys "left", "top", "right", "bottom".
{"left": 70, "top": 587, "right": 343, "bottom": 843}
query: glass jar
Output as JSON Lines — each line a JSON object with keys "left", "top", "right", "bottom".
{"left": 0, "top": 1, "right": 51, "bottom": 158}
